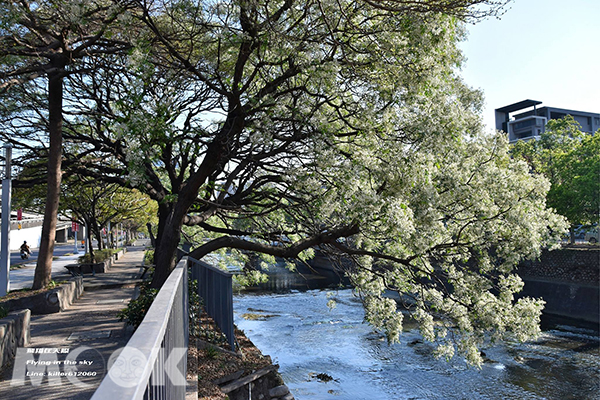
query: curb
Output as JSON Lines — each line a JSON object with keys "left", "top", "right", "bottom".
{"left": 83, "top": 280, "right": 144, "bottom": 291}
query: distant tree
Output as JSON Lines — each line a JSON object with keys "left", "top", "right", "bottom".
{"left": 0, "top": 0, "right": 133, "bottom": 288}
{"left": 62, "top": 177, "right": 156, "bottom": 256}
{"left": 13, "top": 170, "right": 156, "bottom": 262}
{"left": 512, "top": 116, "right": 600, "bottom": 242}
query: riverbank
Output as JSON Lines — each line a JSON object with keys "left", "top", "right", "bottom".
{"left": 517, "top": 246, "right": 599, "bottom": 323}
{"left": 191, "top": 314, "right": 292, "bottom": 400}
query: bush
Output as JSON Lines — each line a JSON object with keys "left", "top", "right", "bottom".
{"left": 118, "top": 278, "right": 202, "bottom": 335}
{"left": 78, "top": 248, "right": 118, "bottom": 264}
{"left": 117, "top": 282, "right": 158, "bottom": 329}
{"left": 144, "top": 249, "right": 155, "bottom": 266}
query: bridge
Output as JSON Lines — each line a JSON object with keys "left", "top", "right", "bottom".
{"left": 2, "top": 211, "right": 72, "bottom": 250}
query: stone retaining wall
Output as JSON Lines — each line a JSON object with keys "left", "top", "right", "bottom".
{"left": 517, "top": 247, "right": 599, "bottom": 323}
{"left": 0, "top": 277, "right": 83, "bottom": 315}
{"left": 0, "top": 309, "right": 30, "bottom": 370}
{"left": 219, "top": 365, "right": 293, "bottom": 400}
{"left": 518, "top": 247, "right": 599, "bottom": 284}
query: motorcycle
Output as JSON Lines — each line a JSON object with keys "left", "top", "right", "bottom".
{"left": 20, "top": 249, "right": 29, "bottom": 259}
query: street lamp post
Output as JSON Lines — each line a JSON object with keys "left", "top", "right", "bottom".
{"left": 73, "top": 220, "right": 79, "bottom": 255}
{"left": 0, "top": 144, "right": 12, "bottom": 296}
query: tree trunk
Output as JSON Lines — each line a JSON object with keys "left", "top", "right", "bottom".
{"left": 86, "top": 223, "right": 95, "bottom": 263}
{"left": 96, "top": 229, "right": 104, "bottom": 251}
{"left": 90, "top": 220, "right": 103, "bottom": 252}
{"left": 150, "top": 206, "right": 181, "bottom": 288}
{"left": 148, "top": 116, "right": 238, "bottom": 288}
{"left": 32, "top": 69, "right": 64, "bottom": 290}
{"left": 147, "top": 222, "right": 156, "bottom": 247}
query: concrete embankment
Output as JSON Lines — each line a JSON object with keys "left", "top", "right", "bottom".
{"left": 518, "top": 247, "right": 599, "bottom": 324}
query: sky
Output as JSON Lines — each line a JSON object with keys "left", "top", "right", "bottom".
{"left": 459, "top": 0, "right": 600, "bottom": 132}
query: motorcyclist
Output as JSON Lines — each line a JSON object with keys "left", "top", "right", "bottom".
{"left": 20, "top": 241, "right": 30, "bottom": 255}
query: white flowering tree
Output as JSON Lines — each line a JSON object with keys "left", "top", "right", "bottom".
{"left": 4, "top": 0, "right": 568, "bottom": 364}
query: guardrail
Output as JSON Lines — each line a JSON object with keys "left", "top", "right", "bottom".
{"left": 91, "top": 258, "right": 189, "bottom": 400}
{"left": 188, "top": 257, "right": 236, "bottom": 351}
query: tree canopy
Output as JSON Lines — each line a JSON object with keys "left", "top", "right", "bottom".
{"left": 0, "top": 0, "right": 571, "bottom": 366}
{"left": 512, "top": 116, "right": 600, "bottom": 237}
{"left": 0, "top": 0, "right": 134, "bottom": 288}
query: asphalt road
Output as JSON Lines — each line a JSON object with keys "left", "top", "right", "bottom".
{"left": 7, "top": 239, "right": 148, "bottom": 290}
{"left": 11, "top": 241, "right": 83, "bottom": 266}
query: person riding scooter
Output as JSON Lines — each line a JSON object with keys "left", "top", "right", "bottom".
{"left": 20, "top": 241, "right": 30, "bottom": 259}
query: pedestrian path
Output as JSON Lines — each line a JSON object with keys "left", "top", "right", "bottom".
{"left": 0, "top": 244, "right": 148, "bottom": 399}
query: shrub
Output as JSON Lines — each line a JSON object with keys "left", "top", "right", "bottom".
{"left": 117, "top": 282, "right": 158, "bottom": 329}
{"left": 144, "top": 249, "right": 155, "bottom": 266}
{"left": 118, "top": 278, "right": 203, "bottom": 335}
{"left": 78, "top": 248, "right": 118, "bottom": 264}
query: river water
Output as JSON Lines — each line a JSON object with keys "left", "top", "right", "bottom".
{"left": 233, "top": 267, "right": 600, "bottom": 400}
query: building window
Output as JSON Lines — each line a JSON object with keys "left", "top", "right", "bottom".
{"left": 513, "top": 119, "right": 535, "bottom": 130}
{"left": 518, "top": 131, "right": 533, "bottom": 139}
{"left": 550, "top": 112, "right": 567, "bottom": 120}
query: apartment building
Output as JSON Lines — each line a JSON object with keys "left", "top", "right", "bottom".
{"left": 495, "top": 99, "right": 600, "bottom": 142}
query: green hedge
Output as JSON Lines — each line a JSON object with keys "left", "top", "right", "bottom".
{"left": 78, "top": 248, "right": 120, "bottom": 264}
{"left": 144, "top": 249, "right": 154, "bottom": 266}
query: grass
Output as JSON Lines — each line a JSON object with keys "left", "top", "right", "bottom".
{"left": 204, "top": 346, "right": 220, "bottom": 359}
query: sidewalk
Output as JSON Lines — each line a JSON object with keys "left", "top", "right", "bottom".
{"left": 0, "top": 244, "right": 147, "bottom": 399}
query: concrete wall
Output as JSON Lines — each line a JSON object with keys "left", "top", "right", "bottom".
{"left": 0, "top": 309, "right": 30, "bottom": 370}
{"left": 518, "top": 248, "right": 599, "bottom": 323}
{"left": 55, "top": 226, "right": 68, "bottom": 243}
{"left": 1, "top": 225, "right": 42, "bottom": 251}
{"left": 519, "top": 278, "right": 599, "bottom": 323}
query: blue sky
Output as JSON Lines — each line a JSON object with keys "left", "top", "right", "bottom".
{"left": 459, "top": 0, "right": 600, "bottom": 131}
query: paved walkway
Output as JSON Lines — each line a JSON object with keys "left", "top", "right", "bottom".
{"left": 0, "top": 244, "right": 148, "bottom": 399}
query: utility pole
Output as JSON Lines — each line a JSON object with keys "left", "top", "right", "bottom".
{"left": 0, "top": 144, "right": 12, "bottom": 296}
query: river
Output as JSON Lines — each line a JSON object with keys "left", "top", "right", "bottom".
{"left": 232, "top": 267, "right": 600, "bottom": 400}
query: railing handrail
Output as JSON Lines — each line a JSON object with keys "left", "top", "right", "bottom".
{"left": 188, "top": 256, "right": 234, "bottom": 277}
{"left": 188, "top": 256, "right": 236, "bottom": 350}
{"left": 91, "top": 258, "right": 188, "bottom": 400}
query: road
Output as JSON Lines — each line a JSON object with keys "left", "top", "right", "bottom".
{"left": 8, "top": 241, "right": 86, "bottom": 291}
{"left": 11, "top": 241, "right": 82, "bottom": 266}
{"left": 7, "top": 239, "right": 148, "bottom": 291}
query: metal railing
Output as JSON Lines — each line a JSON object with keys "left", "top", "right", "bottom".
{"left": 188, "top": 257, "right": 236, "bottom": 350}
{"left": 92, "top": 258, "right": 189, "bottom": 400}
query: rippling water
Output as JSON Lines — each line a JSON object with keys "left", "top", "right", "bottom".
{"left": 234, "top": 289, "right": 600, "bottom": 400}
